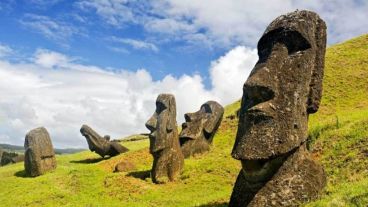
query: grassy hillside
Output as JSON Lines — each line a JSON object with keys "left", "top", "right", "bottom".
{"left": 305, "top": 34, "right": 368, "bottom": 206}
{"left": 0, "top": 34, "right": 367, "bottom": 207}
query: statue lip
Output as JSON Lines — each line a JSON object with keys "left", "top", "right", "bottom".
{"left": 179, "top": 135, "right": 196, "bottom": 140}
{"left": 246, "top": 108, "right": 269, "bottom": 116}
{"left": 240, "top": 157, "right": 284, "bottom": 183}
{"left": 150, "top": 147, "right": 164, "bottom": 154}
{"left": 245, "top": 109, "right": 273, "bottom": 125}
{"left": 148, "top": 134, "right": 156, "bottom": 140}
{"left": 239, "top": 148, "right": 296, "bottom": 182}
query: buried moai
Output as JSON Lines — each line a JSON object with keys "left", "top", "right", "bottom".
{"left": 24, "top": 127, "right": 57, "bottom": 177}
{"left": 80, "top": 125, "right": 129, "bottom": 158}
{"left": 145, "top": 94, "right": 184, "bottom": 183}
{"left": 229, "top": 10, "right": 327, "bottom": 207}
{"left": 179, "top": 101, "right": 224, "bottom": 158}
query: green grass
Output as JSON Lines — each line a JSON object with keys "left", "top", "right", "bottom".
{"left": 0, "top": 34, "right": 367, "bottom": 206}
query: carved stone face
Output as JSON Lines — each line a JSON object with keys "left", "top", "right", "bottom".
{"left": 80, "top": 124, "right": 128, "bottom": 157}
{"left": 232, "top": 11, "right": 326, "bottom": 160}
{"left": 180, "top": 101, "right": 224, "bottom": 144}
{"left": 145, "top": 94, "right": 177, "bottom": 153}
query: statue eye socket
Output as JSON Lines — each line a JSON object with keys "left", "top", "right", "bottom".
{"left": 257, "top": 28, "right": 311, "bottom": 62}
{"left": 156, "top": 102, "right": 167, "bottom": 114}
{"left": 202, "top": 104, "right": 212, "bottom": 113}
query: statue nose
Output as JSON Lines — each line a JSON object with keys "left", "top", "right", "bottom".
{"left": 184, "top": 113, "right": 193, "bottom": 122}
{"left": 243, "top": 84, "right": 275, "bottom": 110}
{"left": 145, "top": 116, "right": 157, "bottom": 131}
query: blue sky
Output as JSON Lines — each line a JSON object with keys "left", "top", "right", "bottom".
{"left": 0, "top": 0, "right": 227, "bottom": 81}
{"left": 0, "top": 0, "right": 367, "bottom": 148}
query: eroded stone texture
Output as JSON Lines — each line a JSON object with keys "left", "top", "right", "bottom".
{"left": 145, "top": 94, "right": 184, "bottom": 183}
{"left": 24, "top": 127, "right": 57, "bottom": 177}
{"left": 80, "top": 125, "right": 129, "bottom": 158}
{"left": 229, "top": 10, "right": 327, "bottom": 206}
{"left": 179, "top": 101, "right": 224, "bottom": 158}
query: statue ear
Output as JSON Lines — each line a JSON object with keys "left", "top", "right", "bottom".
{"left": 204, "top": 121, "right": 216, "bottom": 134}
{"left": 204, "top": 103, "right": 224, "bottom": 133}
{"left": 166, "top": 96, "right": 176, "bottom": 131}
{"left": 307, "top": 18, "right": 326, "bottom": 114}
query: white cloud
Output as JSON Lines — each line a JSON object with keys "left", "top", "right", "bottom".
{"left": 0, "top": 47, "right": 257, "bottom": 148}
{"left": 34, "top": 49, "right": 71, "bottom": 68}
{"left": 210, "top": 46, "right": 257, "bottom": 105}
{"left": 20, "top": 14, "right": 81, "bottom": 46}
{"left": 0, "top": 43, "right": 13, "bottom": 58}
{"left": 110, "top": 37, "right": 159, "bottom": 52}
{"left": 76, "top": 0, "right": 368, "bottom": 47}
{"left": 76, "top": 0, "right": 136, "bottom": 27}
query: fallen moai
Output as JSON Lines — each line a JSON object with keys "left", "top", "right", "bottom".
{"left": 229, "top": 10, "right": 327, "bottom": 206}
{"left": 179, "top": 101, "right": 224, "bottom": 158}
{"left": 145, "top": 94, "right": 184, "bottom": 183}
{"left": 0, "top": 150, "right": 24, "bottom": 166}
{"left": 24, "top": 127, "right": 57, "bottom": 177}
{"left": 80, "top": 125, "right": 129, "bottom": 158}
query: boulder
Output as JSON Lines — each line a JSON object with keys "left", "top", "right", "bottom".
{"left": 114, "top": 161, "right": 136, "bottom": 172}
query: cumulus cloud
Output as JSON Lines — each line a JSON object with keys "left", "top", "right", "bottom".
{"left": 0, "top": 46, "right": 257, "bottom": 148}
{"left": 210, "top": 46, "right": 257, "bottom": 104}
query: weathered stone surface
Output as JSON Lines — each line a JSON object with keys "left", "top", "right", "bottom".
{"left": 80, "top": 125, "right": 129, "bottom": 158}
{"left": 179, "top": 101, "right": 224, "bottom": 158}
{"left": 229, "top": 10, "right": 327, "bottom": 206}
{"left": 114, "top": 160, "right": 136, "bottom": 172}
{"left": 145, "top": 94, "right": 184, "bottom": 183}
{"left": 24, "top": 127, "right": 57, "bottom": 177}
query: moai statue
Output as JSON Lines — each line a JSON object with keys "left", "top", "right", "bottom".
{"left": 24, "top": 127, "right": 57, "bottom": 177}
{"left": 229, "top": 10, "right": 327, "bottom": 207}
{"left": 179, "top": 101, "right": 224, "bottom": 158}
{"left": 0, "top": 151, "right": 24, "bottom": 166}
{"left": 80, "top": 125, "right": 129, "bottom": 158}
{"left": 145, "top": 94, "right": 184, "bottom": 183}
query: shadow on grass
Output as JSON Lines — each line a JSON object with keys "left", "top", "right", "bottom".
{"left": 196, "top": 202, "right": 228, "bottom": 207}
{"left": 127, "top": 170, "right": 151, "bottom": 180}
{"left": 70, "top": 157, "right": 108, "bottom": 164}
{"left": 14, "top": 170, "right": 30, "bottom": 178}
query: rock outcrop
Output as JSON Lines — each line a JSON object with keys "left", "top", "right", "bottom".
{"left": 24, "top": 127, "right": 57, "bottom": 177}
{"left": 229, "top": 10, "right": 327, "bottom": 206}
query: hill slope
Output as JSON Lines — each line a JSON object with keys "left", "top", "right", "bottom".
{"left": 0, "top": 34, "right": 367, "bottom": 207}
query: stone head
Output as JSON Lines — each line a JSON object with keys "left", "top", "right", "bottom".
{"left": 180, "top": 101, "right": 224, "bottom": 144}
{"left": 145, "top": 94, "right": 177, "bottom": 153}
{"left": 232, "top": 10, "right": 327, "bottom": 160}
{"left": 80, "top": 124, "right": 108, "bottom": 153}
